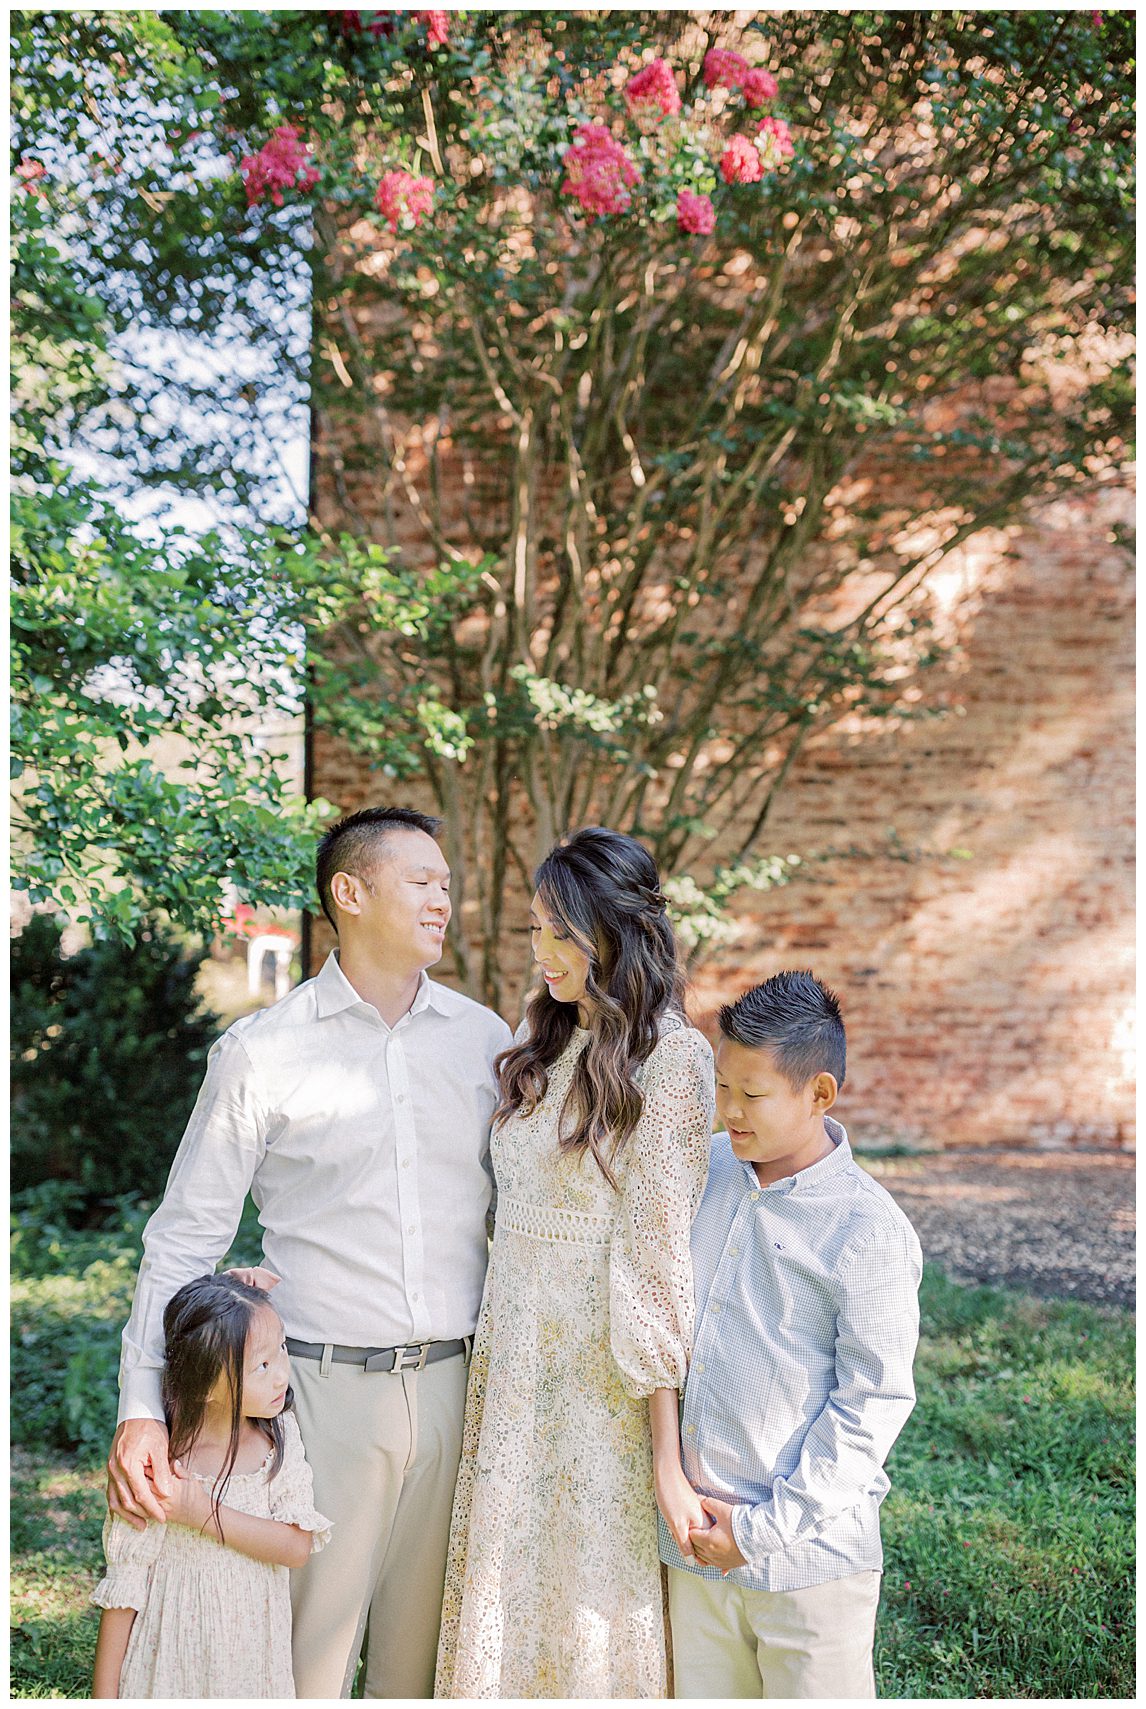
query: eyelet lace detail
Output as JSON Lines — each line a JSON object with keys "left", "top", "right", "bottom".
{"left": 436, "top": 1022, "right": 716, "bottom": 1699}
{"left": 498, "top": 1193, "right": 617, "bottom": 1246}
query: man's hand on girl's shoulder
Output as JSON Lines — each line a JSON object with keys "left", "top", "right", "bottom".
{"left": 223, "top": 1264, "right": 281, "bottom": 1291}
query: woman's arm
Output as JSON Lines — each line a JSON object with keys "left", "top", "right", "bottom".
{"left": 167, "top": 1475, "right": 313, "bottom": 1569}
{"left": 650, "top": 1384, "right": 704, "bottom": 1557}
{"left": 92, "top": 1606, "right": 136, "bottom": 1698}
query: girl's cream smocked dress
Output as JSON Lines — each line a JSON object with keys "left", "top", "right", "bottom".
{"left": 91, "top": 1408, "right": 331, "bottom": 1699}
{"left": 435, "top": 1016, "right": 715, "bottom": 1699}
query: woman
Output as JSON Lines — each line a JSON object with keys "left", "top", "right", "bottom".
{"left": 435, "top": 827, "right": 716, "bottom": 1698}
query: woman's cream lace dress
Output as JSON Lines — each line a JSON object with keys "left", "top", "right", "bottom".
{"left": 435, "top": 1016, "right": 715, "bottom": 1699}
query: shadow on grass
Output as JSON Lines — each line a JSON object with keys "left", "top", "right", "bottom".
{"left": 11, "top": 1450, "right": 106, "bottom": 1700}
{"left": 875, "top": 1269, "right": 1135, "bottom": 1699}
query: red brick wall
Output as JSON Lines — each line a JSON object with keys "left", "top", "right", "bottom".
{"left": 688, "top": 486, "right": 1135, "bottom": 1152}
{"left": 308, "top": 457, "right": 1134, "bottom": 1151}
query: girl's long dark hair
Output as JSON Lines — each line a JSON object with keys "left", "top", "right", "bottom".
{"left": 495, "top": 826, "right": 686, "bottom": 1188}
{"left": 161, "top": 1273, "right": 292, "bottom": 1539}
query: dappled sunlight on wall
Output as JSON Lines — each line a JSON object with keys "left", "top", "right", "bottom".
{"left": 691, "top": 485, "right": 1133, "bottom": 1151}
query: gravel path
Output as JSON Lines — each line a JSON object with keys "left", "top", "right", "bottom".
{"left": 862, "top": 1148, "right": 1135, "bottom": 1310}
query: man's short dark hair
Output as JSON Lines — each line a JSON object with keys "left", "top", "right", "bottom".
{"left": 718, "top": 971, "right": 846, "bottom": 1090}
{"left": 315, "top": 806, "right": 443, "bottom": 930}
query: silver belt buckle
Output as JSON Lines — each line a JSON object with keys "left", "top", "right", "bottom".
{"left": 393, "top": 1343, "right": 430, "bottom": 1372}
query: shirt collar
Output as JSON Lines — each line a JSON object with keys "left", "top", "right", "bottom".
{"left": 314, "top": 951, "right": 452, "bottom": 1022}
{"left": 738, "top": 1115, "right": 852, "bottom": 1195}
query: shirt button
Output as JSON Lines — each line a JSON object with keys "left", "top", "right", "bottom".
{"left": 402, "top": 1159, "right": 411, "bottom": 1169}
{"left": 728, "top": 1246, "right": 739, "bottom": 1258}
{"left": 407, "top": 1224, "right": 416, "bottom": 1234}
{"left": 396, "top": 1093, "right": 406, "bottom": 1104}
{"left": 412, "top": 1292, "right": 420, "bottom": 1301}
{"left": 684, "top": 1424, "right": 696, "bottom": 1436}
{"left": 710, "top": 1303, "right": 721, "bottom": 1314}
{"left": 750, "top": 1192, "right": 760, "bottom": 1203}
{"left": 694, "top": 1362, "right": 705, "bottom": 1374}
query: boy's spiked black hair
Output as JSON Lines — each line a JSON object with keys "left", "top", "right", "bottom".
{"left": 718, "top": 970, "right": 846, "bottom": 1090}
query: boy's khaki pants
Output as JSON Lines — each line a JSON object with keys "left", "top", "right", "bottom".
{"left": 668, "top": 1563, "right": 881, "bottom": 1699}
{"left": 288, "top": 1350, "right": 467, "bottom": 1700}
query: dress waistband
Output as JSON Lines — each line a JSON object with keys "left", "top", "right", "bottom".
{"left": 498, "top": 1194, "right": 617, "bottom": 1247}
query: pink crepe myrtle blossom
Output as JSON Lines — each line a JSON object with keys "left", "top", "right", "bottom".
{"left": 624, "top": 58, "right": 681, "bottom": 123}
{"left": 336, "top": 10, "right": 393, "bottom": 36}
{"left": 417, "top": 10, "right": 450, "bottom": 48}
{"left": 676, "top": 189, "right": 715, "bottom": 235}
{"left": 561, "top": 123, "right": 640, "bottom": 217}
{"left": 704, "top": 47, "right": 749, "bottom": 89}
{"left": 240, "top": 125, "right": 320, "bottom": 208}
{"left": 374, "top": 168, "right": 435, "bottom": 231}
{"left": 741, "top": 67, "right": 778, "bottom": 108}
{"left": 720, "top": 133, "right": 763, "bottom": 185}
{"left": 15, "top": 157, "right": 47, "bottom": 197}
{"left": 755, "top": 114, "right": 795, "bottom": 168}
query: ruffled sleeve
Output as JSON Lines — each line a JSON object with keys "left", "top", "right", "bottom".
{"left": 609, "top": 1022, "right": 715, "bottom": 1399}
{"left": 267, "top": 1411, "right": 334, "bottom": 1554}
{"left": 90, "top": 1512, "right": 166, "bottom": 1610}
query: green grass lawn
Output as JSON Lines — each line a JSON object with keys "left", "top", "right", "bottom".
{"left": 9, "top": 1193, "right": 1135, "bottom": 1699}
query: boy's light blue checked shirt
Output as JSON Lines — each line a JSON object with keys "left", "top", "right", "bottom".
{"left": 660, "top": 1119, "right": 922, "bottom": 1593}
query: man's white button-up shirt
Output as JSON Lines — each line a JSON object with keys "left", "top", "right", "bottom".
{"left": 118, "top": 952, "right": 513, "bottom": 1423}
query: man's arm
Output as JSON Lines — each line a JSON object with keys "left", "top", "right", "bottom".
{"left": 727, "top": 1220, "right": 922, "bottom": 1566}
{"left": 108, "top": 1031, "right": 268, "bottom": 1525}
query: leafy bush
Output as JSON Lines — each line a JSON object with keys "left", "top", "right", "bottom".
{"left": 10, "top": 1184, "right": 268, "bottom": 1459}
{"left": 10, "top": 914, "right": 219, "bottom": 1205}
{"left": 10, "top": 1186, "right": 150, "bottom": 1455}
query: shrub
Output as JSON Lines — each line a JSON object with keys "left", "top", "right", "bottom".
{"left": 10, "top": 1186, "right": 151, "bottom": 1455}
{"left": 10, "top": 914, "right": 219, "bottom": 1206}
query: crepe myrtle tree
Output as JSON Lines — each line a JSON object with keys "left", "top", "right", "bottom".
{"left": 12, "top": 11, "right": 1133, "bottom": 1001}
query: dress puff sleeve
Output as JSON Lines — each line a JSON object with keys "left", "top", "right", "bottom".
{"left": 90, "top": 1511, "right": 166, "bottom": 1610}
{"left": 609, "top": 1021, "right": 715, "bottom": 1399}
{"left": 267, "top": 1410, "right": 334, "bottom": 1554}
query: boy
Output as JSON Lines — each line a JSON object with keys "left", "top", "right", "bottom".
{"left": 662, "top": 971, "right": 922, "bottom": 1699}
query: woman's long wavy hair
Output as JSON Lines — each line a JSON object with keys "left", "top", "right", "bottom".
{"left": 161, "top": 1273, "right": 292, "bottom": 1539}
{"left": 495, "top": 827, "right": 686, "bottom": 1188}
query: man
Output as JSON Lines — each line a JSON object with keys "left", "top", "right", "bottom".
{"left": 106, "top": 806, "right": 513, "bottom": 1698}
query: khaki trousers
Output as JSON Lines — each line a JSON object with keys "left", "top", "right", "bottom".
{"left": 668, "top": 1564, "right": 881, "bottom": 1699}
{"left": 288, "top": 1349, "right": 467, "bottom": 1700}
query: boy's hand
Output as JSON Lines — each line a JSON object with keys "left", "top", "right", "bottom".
{"left": 689, "top": 1496, "right": 748, "bottom": 1575}
{"left": 655, "top": 1462, "right": 707, "bottom": 1559}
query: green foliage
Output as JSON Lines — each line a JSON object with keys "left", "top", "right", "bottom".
{"left": 9, "top": 23, "right": 341, "bottom": 942}
{"left": 9, "top": 480, "right": 343, "bottom": 938}
{"left": 7, "top": 1229, "right": 1135, "bottom": 1697}
{"left": 10, "top": 916, "right": 219, "bottom": 1203}
{"left": 10, "top": 1184, "right": 267, "bottom": 1460}
{"left": 877, "top": 1270, "right": 1135, "bottom": 1698}
{"left": 10, "top": 1446, "right": 106, "bottom": 1701}
{"left": 10, "top": 1184, "right": 147, "bottom": 1456}
{"left": 10, "top": 9, "right": 1136, "bottom": 1002}
{"left": 664, "top": 854, "right": 799, "bottom": 954}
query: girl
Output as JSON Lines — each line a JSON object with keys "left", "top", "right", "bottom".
{"left": 91, "top": 1273, "right": 330, "bottom": 1699}
{"left": 435, "top": 827, "right": 716, "bottom": 1698}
